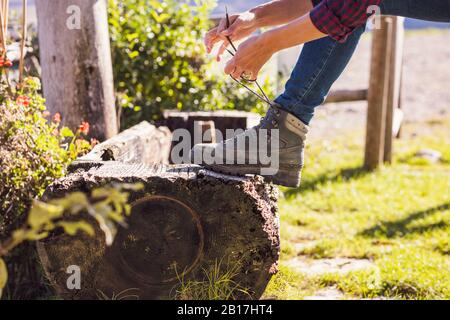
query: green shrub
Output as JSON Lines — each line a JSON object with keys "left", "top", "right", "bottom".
{"left": 108, "top": 0, "right": 273, "bottom": 129}
{"left": 0, "top": 77, "right": 91, "bottom": 236}
{"left": 0, "top": 76, "right": 94, "bottom": 299}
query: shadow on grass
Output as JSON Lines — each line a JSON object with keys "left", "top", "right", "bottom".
{"left": 360, "top": 202, "right": 450, "bottom": 238}
{"left": 284, "top": 165, "right": 370, "bottom": 199}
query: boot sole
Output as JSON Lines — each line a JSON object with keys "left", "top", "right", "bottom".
{"left": 202, "top": 164, "right": 301, "bottom": 188}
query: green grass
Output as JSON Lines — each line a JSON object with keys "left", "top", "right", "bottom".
{"left": 264, "top": 119, "right": 450, "bottom": 300}
{"left": 173, "top": 258, "right": 251, "bottom": 300}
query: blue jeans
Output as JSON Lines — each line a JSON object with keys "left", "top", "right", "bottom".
{"left": 274, "top": 0, "right": 450, "bottom": 125}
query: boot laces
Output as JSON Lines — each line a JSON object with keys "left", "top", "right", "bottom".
{"left": 259, "top": 106, "right": 280, "bottom": 129}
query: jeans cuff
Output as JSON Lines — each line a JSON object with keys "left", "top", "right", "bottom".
{"left": 274, "top": 96, "right": 314, "bottom": 125}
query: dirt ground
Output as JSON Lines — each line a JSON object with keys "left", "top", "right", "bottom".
{"left": 309, "top": 29, "right": 450, "bottom": 140}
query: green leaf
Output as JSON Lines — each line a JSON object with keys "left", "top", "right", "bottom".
{"left": 126, "top": 32, "right": 139, "bottom": 42}
{"left": 60, "top": 127, "right": 75, "bottom": 138}
{"left": 25, "top": 231, "right": 50, "bottom": 241}
{"left": 50, "top": 192, "right": 89, "bottom": 214}
{"left": 148, "top": 0, "right": 162, "bottom": 9}
{"left": 56, "top": 221, "right": 95, "bottom": 237}
{"left": 128, "top": 51, "right": 139, "bottom": 59}
{"left": 28, "top": 200, "right": 64, "bottom": 229}
{"left": 0, "top": 258, "right": 7, "bottom": 298}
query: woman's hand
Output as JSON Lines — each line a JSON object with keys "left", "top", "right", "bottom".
{"left": 224, "top": 34, "right": 276, "bottom": 81}
{"left": 224, "top": 13, "right": 327, "bottom": 80}
{"left": 204, "top": 11, "right": 259, "bottom": 61}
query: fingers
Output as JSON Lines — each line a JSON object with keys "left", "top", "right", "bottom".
{"left": 217, "top": 14, "right": 238, "bottom": 34}
{"left": 225, "top": 59, "right": 245, "bottom": 80}
{"left": 205, "top": 27, "right": 220, "bottom": 53}
{"left": 224, "top": 58, "right": 237, "bottom": 76}
{"left": 206, "top": 13, "right": 253, "bottom": 55}
{"left": 225, "top": 57, "right": 260, "bottom": 82}
{"left": 221, "top": 17, "right": 242, "bottom": 37}
{"left": 216, "top": 17, "right": 228, "bottom": 35}
{"left": 231, "top": 66, "right": 244, "bottom": 80}
{"left": 205, "top": 15, "right": 237, "bottom": 54}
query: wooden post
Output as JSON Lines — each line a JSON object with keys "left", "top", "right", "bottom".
{"left": 36, "top": 0, "right": 117, "bottom": 141}
{"left": 396, "top": 62, "right": 405, "bottom": 139}
{"left": 364, "top": 16, "right": 394, "bottom": 170}
{"left": 325, "top": 89, "right": 368, "bottom": 103}
{"left": 384, "top": 17, "right": 405, "bottom": 163}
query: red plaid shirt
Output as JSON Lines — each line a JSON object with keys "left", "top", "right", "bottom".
{"left": 310, "top": 0, "right": 383, "bottom": 42}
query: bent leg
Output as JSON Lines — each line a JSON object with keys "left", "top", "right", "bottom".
{"left": 274, "top": 25, "right": 365, "bottom": 125}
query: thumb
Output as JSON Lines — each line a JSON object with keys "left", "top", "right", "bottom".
{"left": 216, "top": 41, "right": 229, "bottom": 62}
{"left": 224, "top": 58, "right": 236, "bottom": 75}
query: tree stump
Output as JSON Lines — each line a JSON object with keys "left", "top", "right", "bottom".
{"left": 37, "top": 123, "right": 279, "bottom": 300}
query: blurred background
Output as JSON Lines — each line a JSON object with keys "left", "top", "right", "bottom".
{"left": 11, "top": 0, "right": 450, "bottom": 134}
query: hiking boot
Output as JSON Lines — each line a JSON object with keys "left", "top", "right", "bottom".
{"left": 190, "top": 104, "right": 309, "bottom": 187}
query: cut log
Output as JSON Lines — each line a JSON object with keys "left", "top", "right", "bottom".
{"left": 37, "top": 163, "right": 280, "bottom": 300}
{"left": 36, "top": 0, "right": 117, "bottom": 140}
{"left": 72, "top": 121, "right": 172, "bottom": 169}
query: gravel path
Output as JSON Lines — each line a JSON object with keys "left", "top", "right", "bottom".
{"left": 310, "top": 30, "right": 450, "bottom": 139}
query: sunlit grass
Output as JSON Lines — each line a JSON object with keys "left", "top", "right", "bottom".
{"left": 173, "top": 258, "right": 251, "bottom": 300}
{"left": 264, "top": 120, "right": 450, "bottom": 300}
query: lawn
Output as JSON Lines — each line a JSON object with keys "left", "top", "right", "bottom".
{"left": 263, "top": 119, "right": 450, "bottom": 300}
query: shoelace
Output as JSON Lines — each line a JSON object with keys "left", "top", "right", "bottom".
{"left": 224, "top": 7, "right": 274, "bottom": 107}
{"left": 259, "top": 106, "right": 280, "bottom": 128}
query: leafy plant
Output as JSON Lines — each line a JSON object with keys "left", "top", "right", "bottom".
{"left": 0, "top": 183, "right": 143, "bottom": 298}
{"left": 0, "top": 1, "right": 96, "bottom": 299}
{"left": 108, "top": 0, "right": 273, "bottom": 129}
{"left": 0, "top": 77, "right": 93, "bottom": 234}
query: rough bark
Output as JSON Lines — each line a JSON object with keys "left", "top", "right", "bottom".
{"left": 37, "top": 164, "right": 280, "bottom": 300}
{"left": 36, "top": 0, "right": 117, "bottom": 140}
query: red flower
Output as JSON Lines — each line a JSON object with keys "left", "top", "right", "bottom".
{"left": 78, "top": 121, "right": 90, "bottom": 135}
{"left": 4, "top": 59, "right": 12, "bottom": 68}
{"left": 52, "top": 112, "right": 61, "bottom": 123}
{"left": 16, "top": 95, "right": 30, "bottom": 107}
